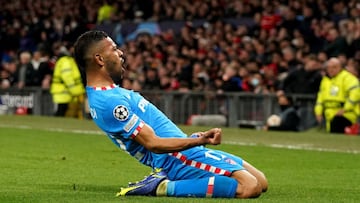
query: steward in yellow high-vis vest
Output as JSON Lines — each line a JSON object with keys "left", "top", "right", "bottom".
{"left": 314, "top": 58, "right": 360, "bottom": 133}
{"left": 50, "top": 55, "right": 85, "bottom": 118}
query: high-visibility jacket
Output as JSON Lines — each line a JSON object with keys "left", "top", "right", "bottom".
{"left": 97, "top": 4, "right": 115, "bottom": 23}
{"left": 314, "top": 69, "right": 360, "bottom": 131}
{"left": 50, "top": 56, "right": 85, "bottom": 104}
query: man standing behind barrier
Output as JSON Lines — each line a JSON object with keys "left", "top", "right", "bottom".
{"left": 50, "top": 45, "right": 85, "bottom": 118}
{"left": 73, "top": 30, "right": 267, "bottom": 199}
{"left": 314, "top": 57, "right": 360, "bottom": 133}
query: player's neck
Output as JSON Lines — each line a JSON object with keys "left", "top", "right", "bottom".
{"left": 86, "top": 69, "right": 114, "bottom": 87}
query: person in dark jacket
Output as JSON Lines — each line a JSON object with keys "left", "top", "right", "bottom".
{"left": 264, "top": 91, "right": 300, "bottom": 132}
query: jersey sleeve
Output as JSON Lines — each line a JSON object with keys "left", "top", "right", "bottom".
{"left": 101, "top": 96, "right": 144, "bottom": 139}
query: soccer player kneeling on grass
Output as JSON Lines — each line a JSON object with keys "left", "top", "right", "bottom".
{"left": 74, "top": 30, "right": 268, "bottom": 198}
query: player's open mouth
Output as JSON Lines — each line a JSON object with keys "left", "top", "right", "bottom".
{"left": 122, "top": 62, "right": 127, "bottom": 70}
{"left": 120, "top": 56, "right": 128, "bottom": 70}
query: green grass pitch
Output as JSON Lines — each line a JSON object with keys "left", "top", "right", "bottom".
{"left": 1, "top": 115, "right": 360, "bottom": 203}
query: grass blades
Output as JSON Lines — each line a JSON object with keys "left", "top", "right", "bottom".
{"left": 0, "top": 115, "right": 360, "bottom": 202}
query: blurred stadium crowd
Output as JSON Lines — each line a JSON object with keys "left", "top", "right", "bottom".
{"left": 1, "top": 0, "right": 360, "bottom": 95}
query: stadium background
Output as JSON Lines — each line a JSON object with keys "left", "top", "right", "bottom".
{"left": 0, "top": 0, "right": 360, "bottom": 128}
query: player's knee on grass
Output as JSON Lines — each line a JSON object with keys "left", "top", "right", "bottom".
{"left": 235, "top": 180, "right": 262, "bottom": 198}
{"left": 249, "top": 169, "right": 268, "bottom": 193}
{"left": 242, "top": 161, "right": 268, "bottom": 193}
{"left": 232, "top": 170, "right": 262, "bottom": 198}
{"left": 258, "top": 171, "right": 268, "bottom": 192}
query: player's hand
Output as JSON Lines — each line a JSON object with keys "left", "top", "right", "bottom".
{"left": 202, "top": 128, "right": 222, "bottom": 145}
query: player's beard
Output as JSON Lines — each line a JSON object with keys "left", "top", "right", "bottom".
{"left": 107, "top": 55, "right": 127, "bottom": 79}
{"left": 107, "top": 61, "right": 125, "bottom": 79}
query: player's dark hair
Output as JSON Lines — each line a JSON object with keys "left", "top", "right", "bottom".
{"left": 74, "top": 30, "right": 109, "bottom": 70}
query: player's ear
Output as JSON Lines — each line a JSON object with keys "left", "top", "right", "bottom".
{"left": 94, "top": 54, "right": 105, "bottom": 67}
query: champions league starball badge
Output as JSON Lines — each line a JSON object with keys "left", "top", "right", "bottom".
{"left": 113, "top": 105, "right": 129, "bottom": 121}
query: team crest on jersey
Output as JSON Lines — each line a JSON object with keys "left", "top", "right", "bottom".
{"left": 113, "top": 105, "right": 129, "bottom": 121}
{"left": 224, "top": 158, "right": 237, "bottom": 165}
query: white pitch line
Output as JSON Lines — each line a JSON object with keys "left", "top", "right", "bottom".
{"left": 223, "top": 141, "right": 360, "bottom": 154}
{"left": 46, "top": 127, "right": 103, "bottom": 135}
{"left": 1, "top": 124, "right": 359, "bottom": 154}
{"left": 0, "top": 124, "right": 103, "bottom": 135}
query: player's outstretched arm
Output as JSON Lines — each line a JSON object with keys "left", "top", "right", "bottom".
{"left": 134, "top": 124, "right": 222, "bottom": 154}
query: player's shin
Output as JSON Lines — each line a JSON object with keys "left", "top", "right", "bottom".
{"left": 165, "top": 176, "right": 237, "bottom": 198}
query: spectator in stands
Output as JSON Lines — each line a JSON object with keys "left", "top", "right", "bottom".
{"left": 176, "top": 55, "right": 193, "bottom": 90}
{"left": 264, "top": 90, "right": 300, "bottom": 132}
{"left": 261, "top": 64, "right": 278, "bottom": 92}
{"left": 192, "top": 62, "right": 210, "bottom": 91}
{"left": 346, "top": 58, "right": 360, "bottom": 78}
{"left": 280, "top": 7, "right": 301, "bottom": 37}
{"left": 50, "top": 45, "right": 85, "bottom": 118}
{"left": 276, "top": 54, "right": 323, "bottom": 130}
{"left": 220, "top": 61, "right": 242, "bottom": 92}
{"left": 324, "top": 28, "right": 348, "bottom": 57}
{"left": 238, "top": 66, "right": 251, "bottom": 92}
{"left": 280, "top": 54, "right": 323, "bottom": 95}
{"left": 314, "top": 57, "right": 360, "bottom": 133}
{"left": 249, "top": 72, "right": 269, "bottom": 94}
{"left": 143, "top": 68, "right": 160, "bottom": 90}
{"left": 31, "top": 49, "right": 52, "bottom": 89}
{"left": 97, "top": 0, "right": 117, "bottom": 24}
{"left": 259, "top": 4, "right": 281, "bottom": 32}
{"left": 280, "top": 46, "right": 302, "bottom": 73}
{"left": 16, "top": 51, "right": 35, "bottom": 89}
{"left": 121, "top": 78, "right": 132, "bottom": 90}
{"left": 343, "top": 19, "right": 360, "bottom": 58}
{"left": 330, "top": 0, "right": 348, "bottom": 25}
{"left": 0, "top": 58, "right": 18, "bottom": 89}
{"left": 0, "top": 0, "right": 359, "bottom": 98}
